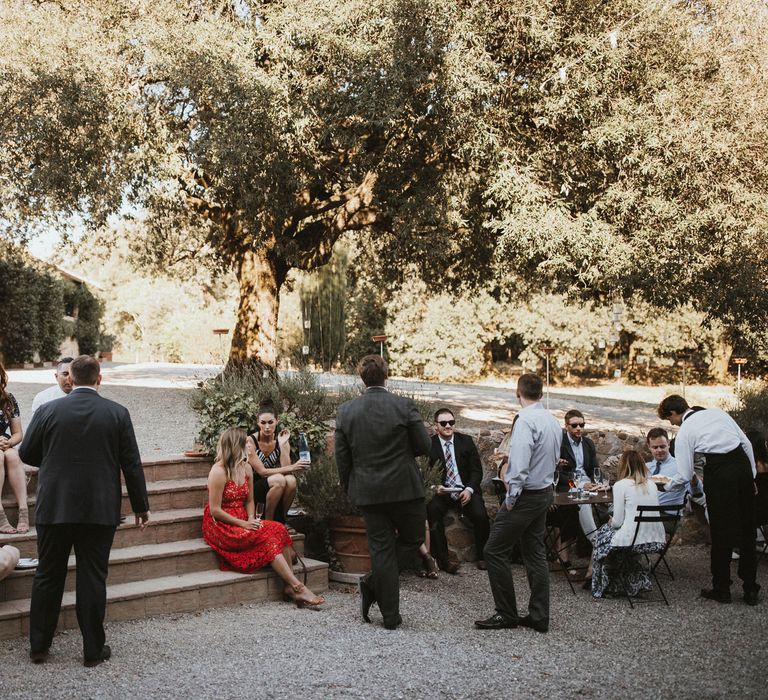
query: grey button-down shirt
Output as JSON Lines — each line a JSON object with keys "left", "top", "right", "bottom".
{"left": 504, "top": 402, "right": 561, "bottom": 507}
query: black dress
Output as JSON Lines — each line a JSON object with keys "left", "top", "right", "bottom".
{"left": 248, "top": 434, "right": 285, "bottom": 522}
{"left": 0, "top": 393, "right": 20, "bottom": 438}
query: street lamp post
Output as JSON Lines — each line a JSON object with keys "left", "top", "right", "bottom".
{"left": 372, "top": 335, "right": 387, "bottom": 358}
{"left": 212, "top": 328, "right": 229, "bottom": 365}
{"left": 734, "top": 357, "right": 747, "bottom": 403}
{"left": 540, "top": 345, "right": 555, "bottom": 409}
{"left": 676, "top": 351, "right": 691, "bottom": 399}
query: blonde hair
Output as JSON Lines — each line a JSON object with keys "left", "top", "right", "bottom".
{"left": 616, "top": 449, "right": 650, "bottom": 490}
{"left": 215, "top": 427, "right": 247, "bottom": 482}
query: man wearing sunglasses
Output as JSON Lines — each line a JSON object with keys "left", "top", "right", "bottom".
{"left": 427, "top": 409, "right": 490, "bottom": 574}
{"left": 560, "top": 410, "right": 598, "bottom": 480}
{"left": 559, "top": 410, "right": 605, "bottom": 578}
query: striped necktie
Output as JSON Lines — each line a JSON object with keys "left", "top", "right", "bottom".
{"left": 445, "top": 442, "right": 460, "bottom": 500}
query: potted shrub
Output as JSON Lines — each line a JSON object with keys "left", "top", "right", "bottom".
{"left": 300, "top": 453, "right": 442, "bottom": 574}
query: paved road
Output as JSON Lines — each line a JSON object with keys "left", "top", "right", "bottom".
{"left": 6, "top": 362, "right": 738, "bottom": 456}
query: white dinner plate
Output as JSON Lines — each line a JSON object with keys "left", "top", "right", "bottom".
{"left": 15, "top": 558, "right": 38, "bottom": 569}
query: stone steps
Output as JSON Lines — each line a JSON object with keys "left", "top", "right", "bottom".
{"left": 0, "top": 457, "right": 327, "bottom": 640}
{"left": 0, "top": 557, "right": 328, "bottom": 641}
{"left": 0, "top": 535, "right": 307, "bottom": 603}
{"left": 9, "top": 457, "right": 212, "bottom": 500}
{"left": 2, "top": 478, "right": 209, "bottom": 527}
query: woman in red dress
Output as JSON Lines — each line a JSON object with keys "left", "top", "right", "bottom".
{"left": 202, "top": 427, "right": 324, "bottom": 608}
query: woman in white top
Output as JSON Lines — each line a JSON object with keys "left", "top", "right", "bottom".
{"left": 590, "top": 450, "right": 666, "bottom": 598}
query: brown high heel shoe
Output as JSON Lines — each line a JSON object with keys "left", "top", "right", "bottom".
{"left": 284, "top": 583, "right": 325, "bottom": 609}
{"left": 0, "top": 510, "right": 16, "bottom": 534}
{"left": 418, "top": 553, "right": 439, "bottom": 579}
{"left": 16, "top": 509, "right": 29, "bottom": 534}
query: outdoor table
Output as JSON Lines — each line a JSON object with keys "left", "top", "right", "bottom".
{"left": 546, "top": 488, "right": 612, "bottom": 594}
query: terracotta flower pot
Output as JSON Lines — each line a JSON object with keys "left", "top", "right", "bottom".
{"left": 328, "top": 515, "right": 371, "bottom": 574}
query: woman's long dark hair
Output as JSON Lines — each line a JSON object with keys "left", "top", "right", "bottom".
{"left": 0, "top": 363, "right": 12, "bottom": 422}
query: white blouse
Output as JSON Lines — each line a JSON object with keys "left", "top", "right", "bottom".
{"left": 610, "top": 478, "right": 666, "bottom": 548}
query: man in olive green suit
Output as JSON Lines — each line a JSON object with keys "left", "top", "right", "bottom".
{"left": 335, "top": 355, "right": 431, "bottom": 629}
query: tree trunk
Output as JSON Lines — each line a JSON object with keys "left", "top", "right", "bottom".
{"left": 709, "top": 334, "right": 733, "bottom": 383}
{"left": 228, "top": 244, "right": 287, "bottom": 370}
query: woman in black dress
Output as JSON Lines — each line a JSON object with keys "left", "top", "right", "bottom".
{"left": 0, "top": 363, "right": 29, "bottom": 533}
{"left": 245, "top": 402, "right": 309, "bottom": 522}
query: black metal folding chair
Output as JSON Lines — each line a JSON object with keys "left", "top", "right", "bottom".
{"left": 620, "top": 503, "right": 685, "bottom": 608}
{"left": 755, "top": 473, "right": 768, "bottom": 562}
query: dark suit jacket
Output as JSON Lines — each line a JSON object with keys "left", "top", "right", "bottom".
{"left": 429, "top": 432, "right": 483, "bottom": 493}
{"left": 19, "top": 387, "right": 149, "bottom": 526}
{"left": 335, "top": 386, "right": 431, "bottom": 507}
{"left": 559, "top": 430, "right": 598, "bottom": 481}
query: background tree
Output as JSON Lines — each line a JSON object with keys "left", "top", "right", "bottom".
{"left": 2, "top": 0, "right": 767, "bottom": 376}
{"left": 0, "top": 0, "right": 498, "bottom": 370}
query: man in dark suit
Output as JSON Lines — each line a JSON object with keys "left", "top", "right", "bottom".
{"left": 427, "top": 408, "right": 490, "bottom": 573}
{"left": 550, "top": 409, "right": 600, "bottom": 561}
{"left": 559, "top": 409, "right": 598, "bottom": 479}
{"left": 20, "top": 355, "right": 150, "bottom": 667}
{"left": 335, "top": 354, "right": 431, "bottom": 629}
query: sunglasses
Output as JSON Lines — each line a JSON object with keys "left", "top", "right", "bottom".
{"left": 437, "top": 420, "right": 456, "bottom": 427}
{"left": 568, "top": 422, "right": 585, "bottom": 428}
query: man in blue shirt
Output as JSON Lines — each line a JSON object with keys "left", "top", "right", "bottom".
{"left": 645, "top": 427, "right": 703, "bottom": 534}
{"left": 475, "top": 373, "right": 560, "bottom": 633}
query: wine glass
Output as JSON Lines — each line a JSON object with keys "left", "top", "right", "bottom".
{"left": 552, "top": 469, "right": 560, "bottom": 491}
{"left": 593, "top": 468, "right": 602, "bottom": 492}
{"left": 254, "top": 502, "right": 265, "bottom": 521}
{"left": 565, "top": 471, "right": 576, "bottom": 499}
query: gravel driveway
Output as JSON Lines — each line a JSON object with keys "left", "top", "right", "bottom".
{"left": 1, "top": 547, "right": 765, "bottom": 699}
{"left": 9, "top": 383, "right": 200, "bottom": 460}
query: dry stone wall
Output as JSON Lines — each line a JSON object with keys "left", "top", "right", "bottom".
{"left": 440, "top": 426, "right": 708, "bottom": 565}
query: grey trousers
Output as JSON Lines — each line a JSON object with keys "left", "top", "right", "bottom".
{"left": 484, "top": 488, "right": 553, "bottom": 625}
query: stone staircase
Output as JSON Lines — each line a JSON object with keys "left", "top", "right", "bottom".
{"left": 0, "top": 457, "right": 328, "bottom": 640}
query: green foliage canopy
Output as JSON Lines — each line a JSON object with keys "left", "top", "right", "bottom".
{"left": 1, "top": 0, "right": 767, "bottom": 368}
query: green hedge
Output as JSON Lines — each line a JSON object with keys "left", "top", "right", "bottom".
{"left": 0, "top": 258, "right": 66, "bottom": 364}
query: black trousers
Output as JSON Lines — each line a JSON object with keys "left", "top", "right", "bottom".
{"left": 427, "top": 492, "right": 490, "bottom": 566}
{"left": 484, "top": 488, "right": 553, "bottom": 625}
{"left": 30, "top": 523, "right": 116, "bottom": 660}
{"left": 359, "top": 498, "right": 426, "bottom": 626}
{"left": 703, "top": 448, "right": 758, "bottom": 594}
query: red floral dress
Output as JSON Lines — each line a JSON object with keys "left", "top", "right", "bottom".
{"left": 202, "top": 476, "right": 292, "bottom": 573}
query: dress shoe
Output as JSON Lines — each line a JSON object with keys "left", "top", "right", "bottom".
{"left": 518, "top": 615, "right": 548, "bottom": 633}
{"left": 358, "top": 578, "right": 375, "bottom": 623}
{"left": 700, "top": 588, "right": 731, "bottom": 604}
{"left": 474, "top": 613, "right": 517, "bottom": 630}
{"left": 744, "top": 585, "right": 761, "bottom": 606}
{"left": 29, "top": 649, "right": 49, "bottom": 664}
{"left": 476, "top": 560, "right": 487, "bottom": 571}
{"left": 84, "top": 644, "right": 111, "bottom": 668}
{"left": 383, "top": 614, "right": 403, "bottom": 630}
{"left": 439, "top": 560, "right": 460, "bottom": 575}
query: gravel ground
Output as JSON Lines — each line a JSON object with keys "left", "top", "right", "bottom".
{"left": 4, "top": 370, "right": 765, "bottom": 698}
{"left": 1, "top": 547, "right": 765, "bottom": 699}
{"left": 8, "top": 383, "right": 200, "bottom": 460}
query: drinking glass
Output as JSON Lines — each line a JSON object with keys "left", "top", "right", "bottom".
{"left": 254, "top": 502, "right": 265, "bottom": 521}
{"left": 565, "top": 471, "right": 576, "bottom": 499}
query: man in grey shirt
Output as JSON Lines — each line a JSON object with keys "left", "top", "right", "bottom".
{"left": 476, "top": 373, "right": 560, "bottom": 632}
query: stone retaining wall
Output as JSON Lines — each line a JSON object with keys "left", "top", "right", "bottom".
{"left": 441, "top": 427, "right": 708, "bottom": 565}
